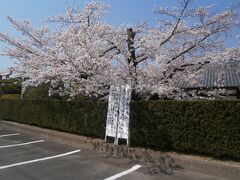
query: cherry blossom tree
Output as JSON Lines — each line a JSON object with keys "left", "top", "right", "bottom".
{"left": 0, "top": 0, "right": 239, "bottom": 100}
{"left": 0, "top": 2, "right": 119, "bottom": 98}
{"left": 122, "top": 0, "right": 240, "bottom": 99}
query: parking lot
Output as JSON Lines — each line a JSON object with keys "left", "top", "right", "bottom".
{"left": 0, "top": 126, "right": 228, "bottom": 180}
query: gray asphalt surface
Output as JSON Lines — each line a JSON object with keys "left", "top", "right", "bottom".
{"left": 0, "top": 127, "right": 229, "bottom": 180}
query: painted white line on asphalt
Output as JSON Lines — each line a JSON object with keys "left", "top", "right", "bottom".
{"left": 104, "top": 165, "right": 142, "bottom": 180}
{"left": 0, "top": 133, "right": 20, "bottom": 138}
{"left": 0, "top": 140, "right": 45, "bottom": 149}
{"left": 0, "top": 149, "right": 81, "bottom": 170}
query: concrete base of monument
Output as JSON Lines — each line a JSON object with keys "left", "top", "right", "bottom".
{"left": 2, "top": 120, "right": 240, "bottom": 180}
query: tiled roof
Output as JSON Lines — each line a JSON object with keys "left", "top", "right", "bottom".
{"left": 0, "top": 68, "right": 14, "bottom": 76}
{"left": 179, "top": 64, "right": 240, "bottom": 89}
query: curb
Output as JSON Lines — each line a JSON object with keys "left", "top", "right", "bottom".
{"left": 2, "top": 120, "right": 240, "bottom": 180}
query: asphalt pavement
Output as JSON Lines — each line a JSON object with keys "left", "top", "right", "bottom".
{"left": 0, "top": 127, "right": 229, "bottom": 180}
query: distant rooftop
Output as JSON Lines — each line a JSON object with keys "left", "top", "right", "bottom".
{"left": 179, "top": 64, "right": 240, "bottom": 89}
{"left": 0, "top": 67, "right": 15, "bottom": 77}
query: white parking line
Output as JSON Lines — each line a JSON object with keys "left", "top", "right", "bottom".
{"left": 104, "top": 165, "right": 142, "bottom": 180}
{"left": 0, "top": 150, "right": 81, "bottom": 170}
{"left": 0, "top": 140, "right": 45, "bottom": 149}
{"left": 0, "top": 133, "right": 20, "bottom": 138}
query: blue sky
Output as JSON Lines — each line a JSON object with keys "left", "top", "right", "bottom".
{"left": 0, "top": 0, "right": 239, "bottom": 71}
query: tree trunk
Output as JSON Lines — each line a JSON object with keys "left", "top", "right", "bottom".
{"left": 127, "top": 28, "right": 136, "bottom": 67}
{"left": 127, "top": 28, "right": 139, "bottom": 100}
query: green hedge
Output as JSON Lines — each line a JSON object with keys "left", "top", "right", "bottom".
{"left": 0, "top": 99, "right": 240, "bottom": 159}
{"left": 130, "top": 100, "right": 240, "bottom": 159}
{"left": 0, "top": 94, "right": 21, "bottom": 99}
{"left": 0, "top": 99, "right": 107, "bottom": 138}
{"left": 0, "top": 78, "right": 22, "bottom": 95}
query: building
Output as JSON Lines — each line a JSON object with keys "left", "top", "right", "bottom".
{"left": 180, "top": 64, "right": 240, "bottom": 99}
{"left": 0, "top": 68, "right": 14, "bottom": 80}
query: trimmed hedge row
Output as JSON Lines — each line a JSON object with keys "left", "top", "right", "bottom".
{"left": 0, "top": 94, "right": 21, "bottom": 99}
{"left": 0, "top": 99, "right": 240, "bottom": 159}
{"left": 130, "top": 100, "right": 240, "bottom": 159}
{"left": 0, "top": 99, "right": 107, "bottom": 138}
